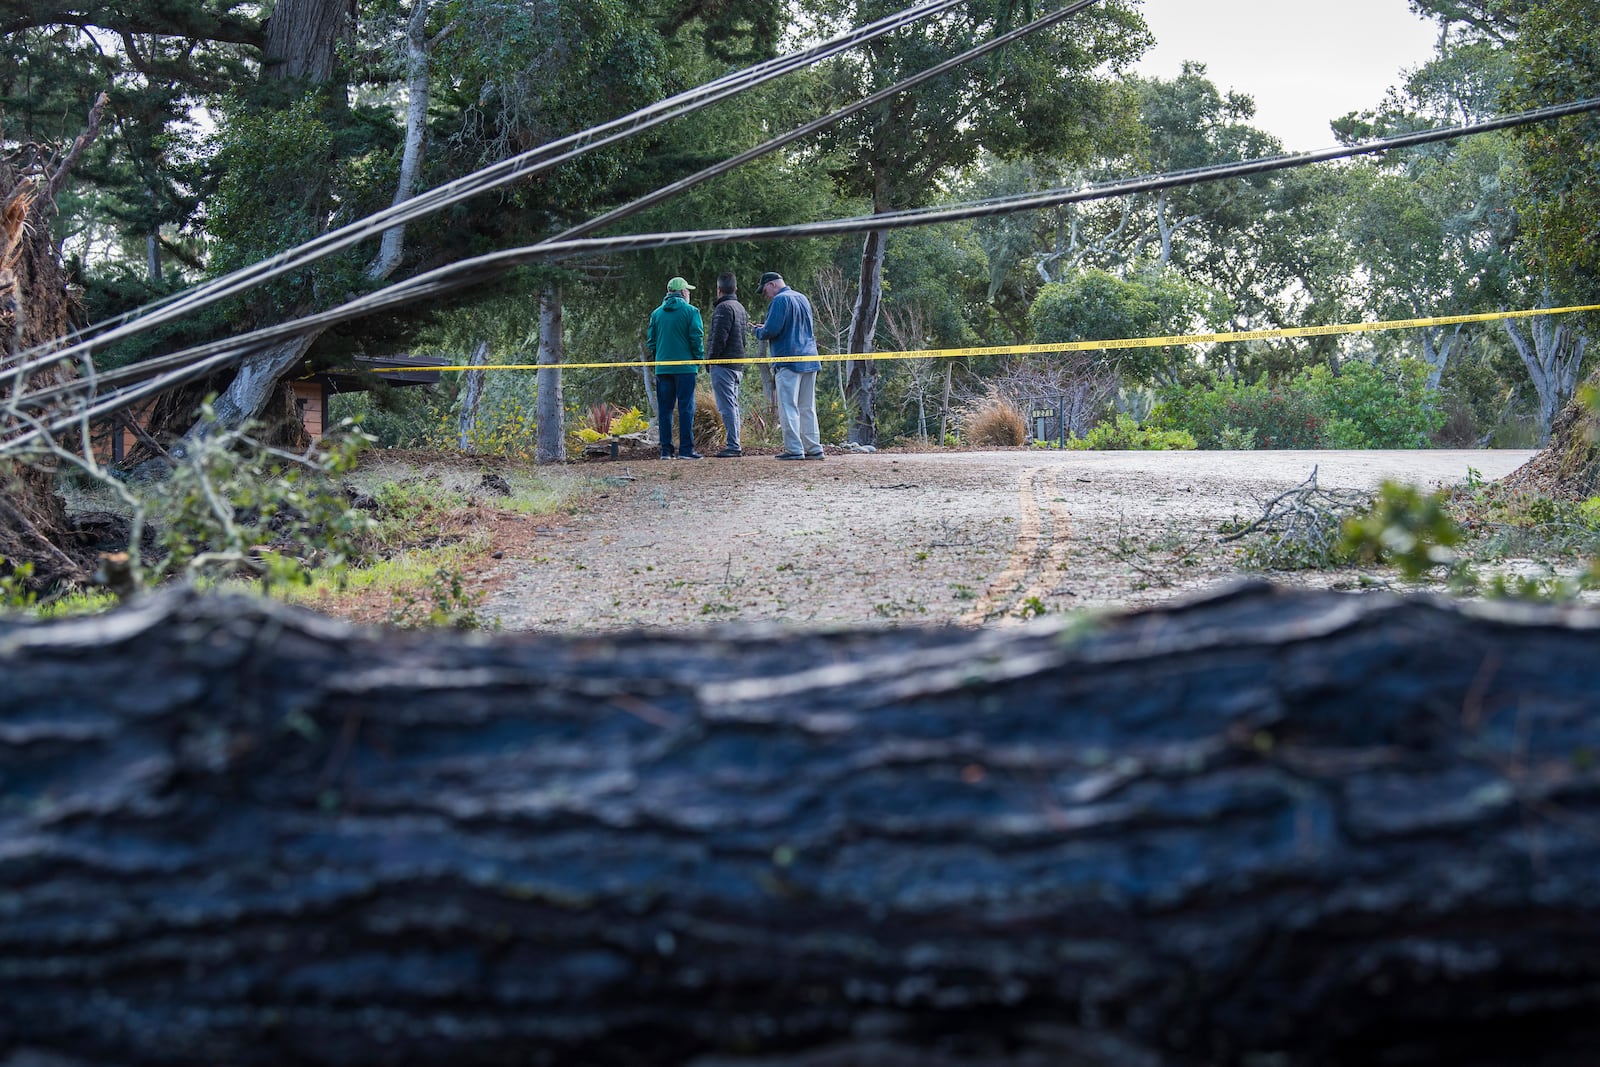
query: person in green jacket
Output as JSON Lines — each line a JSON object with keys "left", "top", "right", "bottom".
{"left": 647, "top": 276, "right": 705, "bottom": 460}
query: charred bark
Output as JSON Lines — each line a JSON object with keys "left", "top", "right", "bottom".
{"left": 5, "top": 584, "right": 1600, "bottom": 1065}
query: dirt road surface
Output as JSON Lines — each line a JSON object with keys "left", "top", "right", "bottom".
{"left": 485, "top": 449, "right": 1535, "bottom": 631}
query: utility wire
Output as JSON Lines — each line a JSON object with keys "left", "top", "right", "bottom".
{"left": 10, "top": 97, "right": 1600, "bottom": 454}
{"left": 556, "top": 0, "right": 1107, "bottom": 243}
{"left": 13, "top": 0, "right": 966, "bottom": 374}
{"left": 10, "top": 0, "right": 1106, "bottom": 409}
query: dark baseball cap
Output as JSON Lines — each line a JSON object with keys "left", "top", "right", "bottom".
{"left": 757, "top": 271, "right": 783, "bottom": 288}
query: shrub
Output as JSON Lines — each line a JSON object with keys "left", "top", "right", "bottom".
{"left": 1225, "top": 387, "right": 1324, "bottom": 449}
{"left": 694, "top": 385, "right": 725, "bottom": 450}
{"left": 965, "top": 401, "right": 1028, "bottom": 446}
{"left": 568, "top": 405, "right": 649, "bottom": 453}
{"left": 1298, "top": 360, "right": 1442, "bottom": 448}
{"left": 1151, "top": 358, "right": 1442, "bottom": 450}
{"left": 1065, "top": 413, "right": 1197, "bottom": 450}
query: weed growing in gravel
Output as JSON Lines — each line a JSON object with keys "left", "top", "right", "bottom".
{"left": 1016, "top": 596, "right": 1048, "bottom": 619}
{"left": 387, "top": 566, "right": 491, "bottom": 630}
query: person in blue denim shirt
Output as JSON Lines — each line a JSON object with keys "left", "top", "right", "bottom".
{"left": 751, "top": 271, "right": 823, "bottom": 460}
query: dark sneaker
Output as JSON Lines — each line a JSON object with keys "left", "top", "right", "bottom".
{"left": 775, "top": 452, "right": 804, "bottom": 460}
{"left": 804, "top": 452, "right": 825, "bottom": 460}
{"left": 679, "top": 451, "right": 705, "bottom": 460}
{"left": 659, "top": 451, "right": 675, "bottom": 460}
{"left": 714, "top": 447, "right": 743, "bottom": 458}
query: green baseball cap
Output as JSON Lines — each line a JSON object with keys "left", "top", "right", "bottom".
{"left": 666, "top": 276, "right": 695, "bottom": 291}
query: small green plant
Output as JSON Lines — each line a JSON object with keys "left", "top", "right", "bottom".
{"left": 612, "top": 407, "right": 649, "bottom": 435}
{"left": 1341, "top": 482, "right": 1463, "bottom": 579}
{"left": 387, "top": 566, "right": 490, "bottom": 630}
{"left": 1016, "top": 596, "right": 1048, "bottom": 619}
{"left": 0, "top": 558, "right": 39, "bottom": 613}
{"left": 1216, "top": 425, "right": 1257, "bottom": 450}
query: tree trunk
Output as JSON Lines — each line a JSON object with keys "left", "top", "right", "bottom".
{"left": 758, "top": 336, "right": 774, "bottom": 413}
{"left": 1419, "top": 322, "right": 1465, "bottom": 393}
{"left": 369, "top": 0, "right": 429, "bottom": 281}
{"left": 534, "top": 282, "right": 564, "bottom": 464}
{"left": 204, "top": 333, "right": 320, "bottom": 435}
{"left": 845, "top": 227, "right": 887, "bottom": 445}
{"left": 7, "top": 583, "right": 1600, "bottom": 1067}
{"left": 262, "top": 0, "right": 355, "bottom": 84}
{"left": 193, "top": 0, "right": 361, "bottom": 439}
{"left": 457, "top": 339, "right": 489, "bottom": 451}
{"left": 1504, "top": 301, "right": 1588, "bottom": 446}
{"left": 938, "top": 358, "right": 953, "bottom": 445}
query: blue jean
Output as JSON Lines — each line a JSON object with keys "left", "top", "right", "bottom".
{"left": 774, "top": 368, "right": 820, "bottom": 456}
{"left": 656, "top": 373, "right": 697, "bottom": 455}
{"left": 709, "top": 367, "right": 743, "bottom": 450}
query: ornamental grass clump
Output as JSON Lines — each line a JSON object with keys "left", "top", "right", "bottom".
{"left": 964, "top": 401, "right": 1027, "bottom": 447}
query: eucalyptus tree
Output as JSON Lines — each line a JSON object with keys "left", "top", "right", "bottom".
{"left": 1337, "top": 132, "right": 1519, "bottom": 392}
{"left": 1505, "top": 0, "right": 1600, "bottom": 304}
{"left": 810, "top": 0, "right": 1149, "bottom": 445}
{"left": 1335, "top": 0, "right": 1592, "bottom": 441}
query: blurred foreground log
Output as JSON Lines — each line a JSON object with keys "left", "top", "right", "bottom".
{"left": 5, "top": 583, "right": 1600, "bottom": 1067}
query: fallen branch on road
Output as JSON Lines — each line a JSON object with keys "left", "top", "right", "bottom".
{"left": 1219, "top": 464, "right": 1370, "bottom": 569}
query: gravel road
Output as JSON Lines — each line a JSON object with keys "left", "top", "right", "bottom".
{"left": 484, "top": 449, "right": 1535, "bottom": 631}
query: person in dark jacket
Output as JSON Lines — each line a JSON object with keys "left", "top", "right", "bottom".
{"left": 751, "top": 271, "right": 823, "bottom": 460}
{"left": 706, "top": 271, "right": 749, "bottom": 457}
{"left": 647, "top": 276, "right": 705, "bottom": 460}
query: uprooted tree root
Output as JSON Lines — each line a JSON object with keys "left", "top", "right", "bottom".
{"left": 1220, "top": 465, "right": 1370, "bottom": 570}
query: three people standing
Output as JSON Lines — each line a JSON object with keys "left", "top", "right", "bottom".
{"left": 752, "top": 271, "right": 823, "bottom": 461}
{"left": 647, "top": 276, "right": 704, "bottom": 460}
{"left": 648, "top": 269, "right": 823, "bottom": 462}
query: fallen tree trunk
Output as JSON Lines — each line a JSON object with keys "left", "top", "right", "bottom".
{"left": 4, "top": 583, "right": 1600, "bottom": 1066}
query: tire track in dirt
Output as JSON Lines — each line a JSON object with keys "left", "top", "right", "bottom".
{"left": 1015, "top": 467, "right": 1074, "bottom": 614}
{"left": 957, "top": 466, "right": 1065, "bottom": 625}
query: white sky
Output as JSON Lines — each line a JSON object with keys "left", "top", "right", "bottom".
{"left": 1133, "top": 0, "right": 1443, "bottom": 150}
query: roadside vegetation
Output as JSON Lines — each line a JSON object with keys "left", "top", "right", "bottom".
{"left": 1, "top": 424, "right": 594, "bottom": 628}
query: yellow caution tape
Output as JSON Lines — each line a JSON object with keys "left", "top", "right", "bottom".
{"left": 370, "top": 301, "right": 1600, "bottom": 374}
